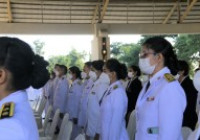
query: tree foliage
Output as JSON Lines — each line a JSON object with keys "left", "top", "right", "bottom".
{"left": 174, "top": 34, "right": 200, "bottom": 61}
{"left": 48, "top": 48, "right": 86, "bottom": 71}
{"left": 110, "top": 42, "right": 141, "bottom": 67}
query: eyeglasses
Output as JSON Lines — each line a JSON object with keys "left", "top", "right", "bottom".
{"left": 139, "top": 52, "right": 156, "bottom": 58}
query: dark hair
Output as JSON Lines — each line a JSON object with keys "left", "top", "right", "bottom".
{"left": 92, "top": 60, "right": 104, "bottom": 72}
{"left": 130, "top": 65, "right": 141, "bottom": 76}
{"left": 85, "top": 62, "right": 92, "bottom": 68}
{"left": 178, "top": 60, "right": 189, "bottom": 76}
{"left": 106, "top": 59, "right": 127, "bottom": 80}
{"left": 54, "top": 64, "right": 60, "bottom": 68}
{"left": 195, "top": 68, "right": 200, "bottom": 72}
{"left": 69, "top": 66, "right": 81, "bottom": 79}
{"left": 143, "top": 37, "right": 178, "bottom": 75}
{"left": 0, "top": 37, "right": 49, "bottom": 90}
{"left": 59, "top": 65, "right": 68, "bottom": 74}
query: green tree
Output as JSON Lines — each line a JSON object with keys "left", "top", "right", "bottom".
{"left": 110, "top": 42, "right": 141, "bottom": 67}
{"left": 174, "top": 34, "right": 200, "bottom": 61}
{"left": 47, "top": 48, "right": 86, "bottom": 71}
{"left": 33, "top": 40, "right": 45, "bottom": 56}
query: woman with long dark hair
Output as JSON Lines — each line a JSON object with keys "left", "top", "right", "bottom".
{"left": 135, "top": 37, "right": 186, "bottom": 140}
{"left": 0, "top": 37, "right": 49, "bottom": 139}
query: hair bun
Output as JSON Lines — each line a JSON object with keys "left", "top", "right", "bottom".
{"left": 31, "top": 55, "right": 49, "bottom": 89}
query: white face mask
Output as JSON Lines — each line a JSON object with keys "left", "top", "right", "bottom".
{"left": 193, "top": 70, "right": 200, "bottom": 92}
{"left": 68, "top": 74, "right": 73, "bottom": 80}
{"left": 54, "top": 70, "right": 59, "bottom": 76}
{"left": 139, "top": 58, "right": 156, "bottom": 75}
{"left": 128, "top": 72, "right": 133, "bottom": 78}
{"left": 81, "top": 72, "right": 87, "bottom": 79}
{"left": 89, "top": 71, "right": 97, "bottom": 81}
{"left": 174, "top": 74, "right": 180, "bottom": 80}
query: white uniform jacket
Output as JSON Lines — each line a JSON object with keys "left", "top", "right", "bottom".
{"left": 66, "top": 79, "right": 83, "bottom": 119}
{"left": 78, "top": 77, "right": 95, "bottom": 128}
{"left": 53, "top": 75, "right": 69, "bottom": 113}
{"left": 0, "top": 90, "right": 39, "bottom": 140}
{"left": 135, "top": 67, "right": 186, "bottom": 140}
{"left": 100, "top": 80, "right": 129, "bottom": 140}
{"left": 43, "top": 79, "right": 54, "bottom": 111}
{"left": 86, "top": 72, "right": 110, "bottom": 137}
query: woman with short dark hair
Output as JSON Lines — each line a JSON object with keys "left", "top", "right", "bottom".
{"left": 100, "top": 58, "right": 129, "bottom": 140}
{"left": 126, "top": 65, "right": 142, "bottom": 124}
{"left": 0, "top": 37, "right": 49, "bottom": 139}
{"left": 177, "top": 60, "right": 198, "bottom": 130}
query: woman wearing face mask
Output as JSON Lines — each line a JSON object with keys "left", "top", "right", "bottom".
{"left": 86, "top": 60, "right": 110, "bottom": 140}
{"left": 78, "top": 62, "right": 96, "bottom": 130}
{"left": 135, "top": 37, "right": 186, "bottom": 140}
{"left": 100, "top": 59, "right": 129, "bottom": 140}
{"left": 125, "top": 65, "right": 142, "bottom": 124}
{"left": 66, "top": 66, "right": 83, "bottom": 139}
{"left": 0, "top": 37, "right": 49, "bottom": 139}
{"left": 177, "top": 60, "right": 198, "bottom": 130}
{"left": 53, "top": 65, "right": 69, "bottom": 116}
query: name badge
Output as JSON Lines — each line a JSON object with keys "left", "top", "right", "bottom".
{"left": 147, "top": 127, "right": 159, "bottom": 134}
{"left": 147, "top": 96, "right": 155, "bottom": 101}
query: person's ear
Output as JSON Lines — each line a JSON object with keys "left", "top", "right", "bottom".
{"left": 180, "top": 71, "right": 185, "bottom": 76}
{"left": 156, "top": 53, "right": 164, "bottom": 63}
{"left": 112, "top": 71, "right": 117, "bottom": 78}
{"left": 0, "top": 68, "right": 7, "bottom": 85}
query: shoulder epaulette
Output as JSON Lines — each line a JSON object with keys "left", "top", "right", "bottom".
{"left": 0, "top": 102, "right": 15, "bottom": 119}
{"left": 113, "top": 85, "right": 118, "bottom": 90}
{"left": 164, "top": 73, "right": 175, "bottom": 82}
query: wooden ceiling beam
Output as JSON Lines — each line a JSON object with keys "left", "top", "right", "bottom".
{"left": 6, "top": 0, "right": 13, "bottom": 23}
{"left": 99, "top": 0, "right": 109, "bottom": 23}
{"left": 162, "top": 2, "right": 177, "bottom": 24}
{"left": 180, "top": 0, "right": 197, "bottom": 23}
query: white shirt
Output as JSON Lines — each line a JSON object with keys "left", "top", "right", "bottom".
{"left": 53, "top": 75, "right": 69, "bottom": 113}
{"left": 86, "top": 72, "right": 110, "bottom": 137}
{"left": 0, "top": 90, "right": 39, "bottom": 140}
{"left": 78, "top": 77, "right": 95, "bottom": 128}
{"left": 100, "top": 80, "right": 129, "bottom": 140}
{"left": 135, "top": 67, "right": 186, "bottom": 140}
{"left": 43, "top": 79, "right": 54, "bottom": 106}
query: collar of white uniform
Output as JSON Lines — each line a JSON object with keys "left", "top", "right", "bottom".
{"left": 149, "top": 67, "right": 171, "bottom": 85}
{"left": 97, "top": 72, "right": 110, "bottom": 84}
{"left": 60, "top": 75, "right": 66, "bottom": 79}
{"left": 73, "top": 78, "right": 81, "bottom": 84}
{"left": 109, "top": 80, "right": 121, "bottom": 90}
{"left": 0, "top": 90, "right": 27, "bottom": 107}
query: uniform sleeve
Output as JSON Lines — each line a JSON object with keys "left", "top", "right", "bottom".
{"left": 0, "top": 120, "right": 25, "bottom": 140}
{"left": 108, "top": 89, "right": 127, "bottom": 140}
{"left": 158, "top": 82, "right": 186, "bottom": 140}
